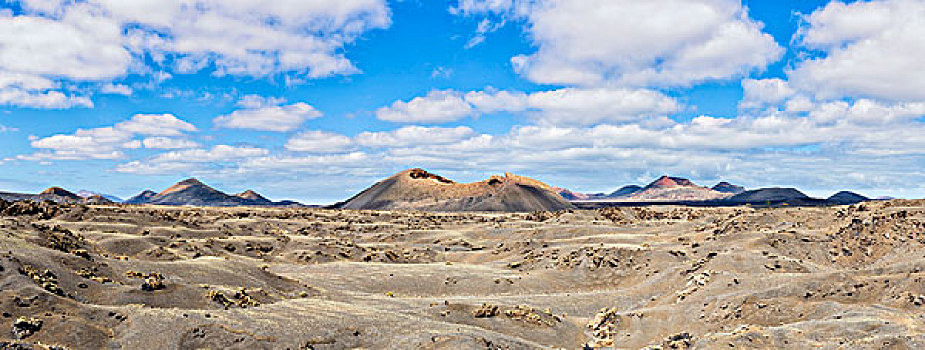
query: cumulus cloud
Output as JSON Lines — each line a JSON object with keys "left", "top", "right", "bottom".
{"left": 739, "top": 78, "right": 795, "bottom": 109}
{"left": 100, "top": 83, "right": 132, "bottom": 96}
{"left": 524, "top": 88, "right": 680, "bottom": 125}
{"left": 790, "top": 0, "right": 925, "bottom": 102}
{"left": 376, "top": 90, "right": 474, "bottom": 123}
{"left": 214, "top": 100, "right": 323, "bottom": 132}
{"left": 454, "top": 0, "right": 782, "bottom": 87}
{"left": 356, "top": 126, "right": 475, "bottom": 147}
{"left": 142, "top": 137, "right": 200, "bottom": 149}
{"left": 115, "top": 145, "right": 268, "bottom": 174}
{"left": 285, "top": 130, "right": 354, "bottom": 153}
{"left": 377, "top": 87, "right": 680, "bottom": 125}
{"left": 19, "top": 114, "right": 196, "bottom": 160}
{"left": 0, "top": 0, "right": 392, "bottom": 108}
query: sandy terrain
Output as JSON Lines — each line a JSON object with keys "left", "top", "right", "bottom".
{"left": 1, "top": 199, "right": 924, "bottom": 349}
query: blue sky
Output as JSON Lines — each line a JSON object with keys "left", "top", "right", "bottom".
{"left": 1, "top": 0, "right": 923, "bottom": 203}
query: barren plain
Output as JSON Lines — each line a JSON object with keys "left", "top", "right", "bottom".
{"left": 1, "top": 199, "right": 924, "bottom": 349}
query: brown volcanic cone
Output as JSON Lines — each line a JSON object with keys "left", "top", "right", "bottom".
{"left": 40, "top": 187, "right": 81, "bottom": 199}
{"left": 236, "top": 190, "right": 272, "bottom": 205}
{"left": 336, "top": 168, "right": 574, "bottom": 212}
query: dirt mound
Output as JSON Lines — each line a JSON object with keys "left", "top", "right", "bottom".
{"left": 336, "top": 168, "right": 574, "bottom": 212}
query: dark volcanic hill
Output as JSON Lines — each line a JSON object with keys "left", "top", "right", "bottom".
{"left": 609, "top": 185, "right": 642, "bottom": 198}
{"left": 77, "top": 190, "right": 123, "bottom": 202}
{"left": 727, "top": 188, "right": 819, "bottom": 205}
{"left": 336, "top": 168, "right": 574, "bottom": 212}
{"left": 827, "top": 191, "right": 869, "bottom": 205}
{"left": 124, "top": 190, "right": 158, "bottom": 204}
{"left": 145, "top": 179, "right": 250, "bottom": 206}
{"left": 553, "top": 187, "right": 607, "bottom": 201}
{"left": 711, "top": 182, "right": 745, "bottom": 194}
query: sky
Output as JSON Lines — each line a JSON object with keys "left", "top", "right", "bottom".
{"left": 0, "top": 0, "right": 923, "bottom": 203}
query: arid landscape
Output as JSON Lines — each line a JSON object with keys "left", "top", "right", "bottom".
{"left": 2, "top": 195, "right": 924, "bottom": 349}
{"left": 2, "top": 0, "right": 923, "bottom": 348}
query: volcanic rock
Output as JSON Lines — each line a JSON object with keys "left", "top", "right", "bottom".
{"left": 336, "top": 168, "right": 574, "bottom": 212}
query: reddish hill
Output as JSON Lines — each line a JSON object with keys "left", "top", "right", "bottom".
{"left": 624, "top": 176, "right": 732, "bottom": 201}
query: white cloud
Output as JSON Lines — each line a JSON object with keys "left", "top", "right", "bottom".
{"left": 739, "top": 78, "right": 795, "bottom": 109}
{"left": 235, "top": 94, "right": 287, "bottom": 109}
{"left": 116, "top": 114, "right": 197, "bottom": 136}
{"left": 790, "top": 0, "right": 925, "bottom": 102}
{"left": 0, "top": 124, "right": 17, "bottom": 132}
{"left": 376, "top": 90, "right": 474, "bottom": 123}
{"left": 0, "top": 3, "right": 128, "bottom": 108}
{"left": 0, "top": 8, "right": 130, "bottom": 80}
{"left": 525, "top": 88, "right": 680, "bottom": 125}
{"left": 234, "top": 152, "right": 376, "bottom": 175}
{"left": 464, "top": 89, "right": 528, "bottom": 113}
{"left": 214, "top": 102, "right": 323, "bottom": 132}
{"left": 377, "top": 87, "right": 680, "bottom": 126}
{"left": 0, "top": 88, "right": 92, "bottom": 108}
{"left": 102, "top": 0, "right": 391, "bottom": 78}
{"left": 100, "top": 83, "right": 132, "bottom": 96}
{"left": 285, "top": 130, "right": 354, "bottom": 153}
{"left": 115, "top": 145, "right": 269, "bottom": 174}
{"left": 20, "top": 113, "right": 196, "bottom": 160}
{"left": 142, "top": 137, "right": 200, "bottom": 149}
{"left": 455, "top": 0, "right": 782, "bottom": 87}
{"left": 356, "top": 126, "right": 476, "bottom": 148}
{"left": 0, "top": 0, "right": 392, "bottom": 108}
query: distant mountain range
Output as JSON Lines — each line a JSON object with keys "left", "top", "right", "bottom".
{"left": 123, "top": 178, "right": 302, "bottom": 207}
{"left": 0, "top": 187, "right": 114, "bottom": 204}
{"left": 0, "top": 170, "right": 877, "bottom": 210}
{"left": 1, "top": 179, "right": 303, "bottom": 207}
{"left": 556, "top": 175, "right": 745, "bottom": 202}
{"left": 558, "top": 175, "right": 871, "bottom": 207}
